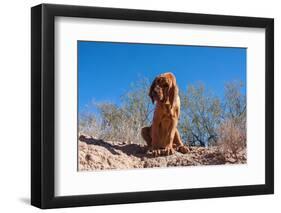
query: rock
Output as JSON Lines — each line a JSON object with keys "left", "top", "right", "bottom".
{"left": 227, "top": 157, "right": 237, "bottom": 163}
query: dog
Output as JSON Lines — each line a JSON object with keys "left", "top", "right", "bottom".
{"left": 141, "top": 72, "right": 189, "bottom": 156}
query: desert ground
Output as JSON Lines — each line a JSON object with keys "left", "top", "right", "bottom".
{"left": 78, "top": 134, "right": 246, "bottom": 171}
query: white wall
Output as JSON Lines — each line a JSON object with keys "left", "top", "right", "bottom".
{"left": 0, "top": 0, "right": 279, "bottom": 212}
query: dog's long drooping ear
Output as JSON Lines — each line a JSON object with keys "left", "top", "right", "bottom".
{"left": 149, "top": 78, "right": 156, "bottom": 104}
{"left": 168, "top": 74, "right": 179, "bottom": 108}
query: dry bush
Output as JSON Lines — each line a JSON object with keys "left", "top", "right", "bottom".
{"left": 217, "top": 119, "right": 246, "bottom": 161}
{"left": 179, "top": 83, "right": 222, "bottom": 146}
{"left": 79, "top": 103, "right": 142, "bottom": 144}
{"left": 79, "top": 78, "right": 153, "bottom": 145}
{"left": 97, "top": 103, "right": 143, "bottom": 144}
{"left": 79, "top": 112, "right": 102, "bottom": 138}
{"left": 79, "top": 79, "right": 246, "bottom": 149}
{"left": 79, "top": 103, "right": 148, "bottom": 144}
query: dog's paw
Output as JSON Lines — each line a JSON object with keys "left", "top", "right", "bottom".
{"left": 151, "top": 147, "right": 175, "bottom": 157}
{"left": 162, "top": 147, "right": 175, "bottom": 156}
{"left": 176, "top": 145, "right": 190, "bottom": 154}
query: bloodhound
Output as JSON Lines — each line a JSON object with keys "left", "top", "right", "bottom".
{"left": 141, "top": 72, "right": 189, "bottom": 156}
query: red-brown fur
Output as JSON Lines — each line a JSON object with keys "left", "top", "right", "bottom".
{"left": 141, "top": 72, "right": 189, "bottom": 156}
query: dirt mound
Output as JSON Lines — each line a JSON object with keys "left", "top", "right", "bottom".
{"left": 78, "top": 135, "right": 246, "bottom": 171}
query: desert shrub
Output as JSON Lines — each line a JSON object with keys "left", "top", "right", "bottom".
{"left": 79, "top": 78, "right": 153, "bottom": 144}
{"left": 179, "top": 83, "right": 222, "bottom": 146}
{"left": 179, "top": 81, "right": 246, "bottom": 148}
{"left": 217, "top": 119, "right": 246, "bottom": 161}
{"left": 79, "top": 78, "right": 246, "bottom": 148}
{"left": 223, "top": 81, "right": 246, "bottom": 121}
{"left": 217, "top": 81, "right": 246, "bottom": 161}
{"left": 96, "top": 103, "right": 138, "bottom": 143}
{"left": 79, "top": 112, "right": 102, "bottom": 137}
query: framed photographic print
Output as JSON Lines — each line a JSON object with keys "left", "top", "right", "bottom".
{"left": 31, "top": 3, "right": 274, "bottom": 209}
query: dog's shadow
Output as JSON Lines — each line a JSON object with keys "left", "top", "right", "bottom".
{"left": 79, "top": 135, "right": 148, "bottom": 158}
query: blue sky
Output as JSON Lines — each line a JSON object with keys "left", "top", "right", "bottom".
{"left": 78, "top": 41, "right": 246, "bottom": 111}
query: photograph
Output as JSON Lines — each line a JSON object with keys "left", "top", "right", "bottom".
{"left": 78, "top": 41, "right": 247, "bottom": 171}
{"left": 30, "top": 3, "right": 274, "bottom": 209}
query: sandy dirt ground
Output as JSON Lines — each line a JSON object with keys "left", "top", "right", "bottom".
{"left": 78, "top": 135, "right": 246, "bottom": 171}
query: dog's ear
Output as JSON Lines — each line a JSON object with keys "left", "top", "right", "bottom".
{"left": 149, "top": 78, "right": 156, "bottom": 104}
{"left": 168, "top": 74, "right": 178, "bottom": 108}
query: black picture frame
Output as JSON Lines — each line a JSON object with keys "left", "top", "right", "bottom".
{"left": 31, "top": 3, "right": 274, "bottom": 209}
